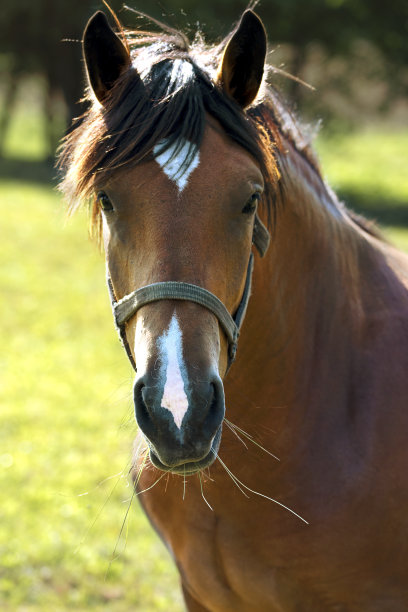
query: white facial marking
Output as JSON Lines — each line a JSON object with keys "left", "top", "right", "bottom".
{"left": 157, "top": 314, "right": 189, "bottom": 429}
{"left": 153, "top": 138, "right": 200, "bottom": 192}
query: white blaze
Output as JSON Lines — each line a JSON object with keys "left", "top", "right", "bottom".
{"left": 153, "top": 138, "right": 200, "bottom": 192}
{"left": 157, "top": 314, "right": 189, "bottom": 429}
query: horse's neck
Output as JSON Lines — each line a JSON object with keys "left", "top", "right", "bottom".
{"left": 228, "top": 136, "right": 371, "bottom": 427}
{"left": 271, "top": 136, "right": 366, "bottom": 305}
{"left": 222, "top": 133, "right": 408, "bottom": 491}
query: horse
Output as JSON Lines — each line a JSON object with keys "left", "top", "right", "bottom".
{"left": 59, "top": 8, "right": 408, "bottom": 611}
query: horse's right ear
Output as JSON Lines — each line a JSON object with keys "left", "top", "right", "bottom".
{"left": 83, "top": 11, "right": 131, "bottom": 103}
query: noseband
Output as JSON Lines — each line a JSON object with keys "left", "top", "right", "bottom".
{"left": 108, "top": 215, "right": 270, "bottom": 373}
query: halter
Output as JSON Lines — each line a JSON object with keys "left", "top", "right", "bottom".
{"left": 108, "top": 214, "right": 270, "bottom": 373}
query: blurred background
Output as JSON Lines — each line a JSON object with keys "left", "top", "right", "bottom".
{"left": 0, "top": 1, "right": 407, "bottom": 611}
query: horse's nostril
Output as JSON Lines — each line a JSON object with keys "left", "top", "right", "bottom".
{"left": 203, "top": 378, "right": 225, "bottom": 434}
{"left": 133, "top": 380, "right": 153, "bottom": 436}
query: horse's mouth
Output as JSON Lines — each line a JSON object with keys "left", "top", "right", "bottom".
{"left": 148, "top": 426, "right": 222, "bottom": 475}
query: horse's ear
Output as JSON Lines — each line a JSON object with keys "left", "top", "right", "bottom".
{"left": 83, "top": 11, "right": 131, "bottom": 103}
{"left": 218, "top": 10, "right": 267, "bottom": 108}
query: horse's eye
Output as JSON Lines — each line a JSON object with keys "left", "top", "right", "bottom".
{"left": 242, "top": 192, "right": 261, "bottom": 215}
{"left": 97, "top": 191, "right": 114, "bottom": 212}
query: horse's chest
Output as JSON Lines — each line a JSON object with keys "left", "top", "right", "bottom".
{"left": 142, "top": 482, "right": 314, "bottom": 610}
{"left": 140, "top": 469, "right": 408, "bottom": 612}
{"left": 166, "top": 506, "right": 341, "bottom": 611}
{"left": 175, "top": 510, "right": 408, "bottom": 611}
{"left": 139, "top": 478, "right": 284, "bottom": 609}
{"left": 171, "top": 508, "right": 290, "bottom": 611}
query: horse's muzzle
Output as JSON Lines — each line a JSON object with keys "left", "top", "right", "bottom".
{"left": 133, "top": 372, "right": 225, "bottom": 473}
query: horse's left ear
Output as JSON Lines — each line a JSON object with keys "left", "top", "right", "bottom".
{"left": 83, "top": 11, "right": 131, "bottom": 103}
{"left": 218, "top": 10, "right": 267, "bottom": 108}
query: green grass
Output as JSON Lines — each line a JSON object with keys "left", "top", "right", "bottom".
{"left": 316, "top": 129, "right": 408, "bottom": 229}
{"left": 1, "top": 86, "right": 407, "bottom": 610}
{"left": 316, "top": 129, "right": 408, "bottom": 203}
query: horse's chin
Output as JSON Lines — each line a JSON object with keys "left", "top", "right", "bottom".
{"left": 148, "top": 426, "right": 222, "bottom": 475}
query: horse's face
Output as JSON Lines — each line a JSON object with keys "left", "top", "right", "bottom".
{"left": 82, "top": 10, "right": 267, "bottom": 473}
{"left": 101, "top": 125, "right": 264, "bottom": 472}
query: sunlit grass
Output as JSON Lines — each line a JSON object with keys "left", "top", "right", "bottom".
{"left": 316, "top": 129, "right": 408, "bottom": 215}
{"left": 316, "top": 128, "right": 408, "bottom": 245}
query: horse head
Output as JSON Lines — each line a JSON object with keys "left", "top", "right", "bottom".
{"left": 80, "top": 10, "right": 274, "bottom": 474}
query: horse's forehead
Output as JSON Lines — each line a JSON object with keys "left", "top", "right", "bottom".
{"left": 152, "top": 127, "right": 258, "bottom": 194}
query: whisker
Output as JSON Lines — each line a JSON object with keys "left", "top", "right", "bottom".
{"left": 135, "top": 471, "right": 167, "bottom": 496}
{"left": 74, "top": 468, "right": 127, "bottom": 554}
{"left": 203, "top": 467, "right": 215, "bottom": 482}
{"left": 217, "top": 454, "right": 308, "bottom": 525}
{"left": 183, "top": 465, "right": 186, "bottom": 501}
{"left": 106, "top": 452, "right": 150, "bottom": 576}
{"left": 225, "top": 418, "right": 280, "bottom": 461}
{"left": 128, "top": 450, "right": 167, "bottom": 496}
{"left": 164, "top": 472, "right": 170, "bottom": 493}
{"left": 269, "top": 64, "right": 316, "bottom": 91}
{"left": 76, "top": 470, "right": 127, "bottom": 497}
{"left": 106, "top": 487, "right": 136, "bottom": 579}
{"left": 213, "top": 452, "right": 249, "bottom": 498}
{"left": 224, "top": 419, "right": 249, "bottom": 449}
{"left": 131, "top": 435, "right": 149, "bottom": 475}
{"left": 198, "top": 471, "right": 213, "bottom": 511}
{"left": 132, "top": 450, "right": 149, "bottom": 490}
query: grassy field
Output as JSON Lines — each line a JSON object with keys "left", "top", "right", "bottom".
{"left": 1, "top": 92, "right": 407, "bottom": 611}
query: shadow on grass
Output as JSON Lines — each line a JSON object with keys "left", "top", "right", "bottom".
{"left": 1, "top": 157, "right": 407, "bottom": 228}
{"left": 0, "top": 156, "right": 58, "bottom": 185}
{"left": 339, "top": 189, "right": 408, "bottom": 228}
